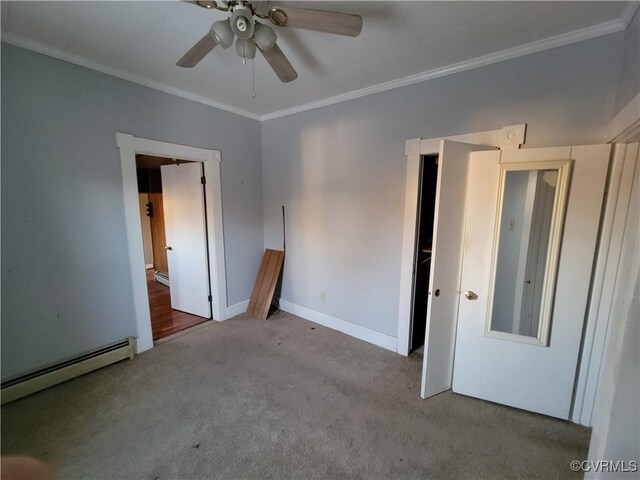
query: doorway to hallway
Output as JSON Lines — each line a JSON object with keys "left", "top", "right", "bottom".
{"left": 136, "top": 154, "right": 211, "bottom": 340}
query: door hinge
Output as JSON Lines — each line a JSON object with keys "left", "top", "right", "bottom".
{"left": 201, "top": 176, "right": 206, "bottom": 185}
{"left": 208, "top": 294, "right": 212, "bottom": 302}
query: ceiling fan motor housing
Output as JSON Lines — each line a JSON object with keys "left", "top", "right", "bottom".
{"left": 230, "top": 5, "right": 255, "bottom": 40}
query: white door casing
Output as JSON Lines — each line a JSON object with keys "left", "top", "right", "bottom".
{"left": 452, "top": 145, "right": 611, "bottom": 419}
{"left": 574, "top": 142, "right": 639, "bottom": 425}
{"left": 161, "top": 163, "right": 211, "bottom": 318}
{"left": 117, "top": 133, "right": 227, "bottom": 354}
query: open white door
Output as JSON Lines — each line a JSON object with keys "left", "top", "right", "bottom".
{"left": 161, "top": 162, "right": 211, "bottom": 318}
{"left": 452, "top": 145, "right": 610, "bottom": 418}
{"left": 420, "top": 140, "right": 496, "bottom": 398}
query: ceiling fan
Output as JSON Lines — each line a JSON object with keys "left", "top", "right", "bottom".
{"left": 176, "top": 1, "right": 363, "bottom": 83}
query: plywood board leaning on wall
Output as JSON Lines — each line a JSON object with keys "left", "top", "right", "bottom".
{"left": 247, "top": 249, "right": 285, "bottom": 320}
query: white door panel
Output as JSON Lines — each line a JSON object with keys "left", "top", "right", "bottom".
{"left": 161, "top": 162, "right": 211, "bottom": 319}
{"left": 420, "top": 140, "right": 497, "bottom": 398}
{"left": 452, "top": 145, "right": 611, "bottom": 419}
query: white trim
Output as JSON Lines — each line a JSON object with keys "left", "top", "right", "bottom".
{"left": 1, "top": 33, "right": 261, "bottom": 121}
{"left": 397, "top": 148, "right": 422, "bottom": 356}
{"left": 619, "top": 2, "right": 640, "bottom": 29}
{"left": 117, "top": 134, "right": 154, "bottom": 352}
{"left": 116, "top": 133, "right": 229, "bottom": 353}
{"left": 419, "top": 125, "right": 526, "bottom": 154}
{"left": 606, "top": 93, "right": 640, "bottom": 143}
{"left": 3, "top": 5, "right": 635, "bottom": 123}
{"left": 145, "top": 263, "right": 154, "bottom": 270}
{"left": 572, "top": 91, "right": 640, "bottom": 424}
{"left": 484, "top": 161, "right": 572, "bottom": 347}
{"left": 279, "top": 300, "right": 397, "bottom": 353}
{"left": 573, "top": 142, "right": 639, "bottom": 425}
{"left": 226, "top": 300, "right": 249, "bottom": 319}
{"left": 397, "top": 125, "right": 526, "bottom": 356}
{"left": 133, "top": 136, "right": 221, "bottom": 163}
{"left": 203, "top": 153, "right": 228, "bottom": 322}
{"left": 259, "top": 17, "right": 632, "bottom": 121}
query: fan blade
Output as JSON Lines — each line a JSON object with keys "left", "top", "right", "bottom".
{"left": 258, "top": 43, "right": 298, "bottom": 83}
{"left": 184, "top": 1, "right": 218, "bottom": 9}
{"left": 176, "top": 34, "right": 217, "bottom": 68}
{"left": 269, "top": 7, "right": 362, "bottom": 37}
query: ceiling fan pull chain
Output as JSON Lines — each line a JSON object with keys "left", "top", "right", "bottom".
{"left": 252, "top": 57, "right": 256, "bottom": 98}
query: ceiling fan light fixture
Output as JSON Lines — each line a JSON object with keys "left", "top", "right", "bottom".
{"left": 211, "top": 19, "right": 234, "bottom": 48}
{"left": 253, "top": 22, "right": 276, "bottom": 52}
{"left": 230, "top": 5, "right": 255, "bottom": 40}
{"left": 235, "top": 38, "right": 257, "bottom": 60}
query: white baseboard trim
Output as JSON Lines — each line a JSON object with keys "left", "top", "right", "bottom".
{"left": 278, "top": 300, "right": 398, "bottom": 353}
{"left": 225, "top": 300, "right": 249, "bottom": 319}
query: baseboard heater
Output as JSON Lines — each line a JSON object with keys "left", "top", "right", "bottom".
{"left": 154, "top": 271, "right": 170, "bottom": 287}
{"left": 1, "top": 337, "right": 135, "bottom": 405}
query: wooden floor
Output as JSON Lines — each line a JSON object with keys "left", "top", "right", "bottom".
{"left": 147, "top": 269, "right": 208, "bottom": 340}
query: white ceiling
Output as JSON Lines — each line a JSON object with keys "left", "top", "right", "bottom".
{"left": 2, "top": 1, "right": 636, "bottom": 119}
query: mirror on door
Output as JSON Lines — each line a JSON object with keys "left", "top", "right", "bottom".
{"left": 486, "top": 160, "right": 571, "bottom": 346}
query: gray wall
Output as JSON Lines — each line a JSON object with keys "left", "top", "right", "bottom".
{"left": 261, "top": 31, "right": 626, "bottom": 339}
{"left": 613, "top": 10, "right": 639, "bottom": 117}
{"left": 1, "top": 44, "right": 263, "bottom": 379}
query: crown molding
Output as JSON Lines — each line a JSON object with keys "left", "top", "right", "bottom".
{"left": 259, "top": 10, "right": 638, "bottom": 121}
{"left": 3, "top": 2, "right": 638, "bottom": 123}
{"left": 620, "top": 1, "right": 640, "bottom": 28}
{"left": 1, "top": 32, "right": 262, "bottom": 121}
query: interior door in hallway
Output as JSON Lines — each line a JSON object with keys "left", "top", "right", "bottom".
{"left": 161, "top": 162, "right": 211, "bottom": 318}
{"left": 452, "top": 145, "right": 611, "bottom": 419}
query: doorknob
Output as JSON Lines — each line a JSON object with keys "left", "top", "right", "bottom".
{"left": 165, "top": 246, "right": 172, "bottom": 251}
{"left": 464, "top": 291, "right": 478, "bottom": 300}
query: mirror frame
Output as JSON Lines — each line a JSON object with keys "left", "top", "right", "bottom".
{"left": 484, "top": 160, "right": 572, "bottom": 346}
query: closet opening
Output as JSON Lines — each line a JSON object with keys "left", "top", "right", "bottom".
{"left": 410, "top": 154, "right": 439, "bottom": 353}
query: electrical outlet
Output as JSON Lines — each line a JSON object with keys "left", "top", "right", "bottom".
{"left": 320, "top": 292, "right": 326, "bottom": 302}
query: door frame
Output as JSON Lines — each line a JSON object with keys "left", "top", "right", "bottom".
{"left": 116, "top": 133, "right": 228, "bottom": 353}
{"left": 572, "top": 93, "right": 640, "bottom": 424}
{"left": 397, "top": 124, "right": 526, "bottom": 356}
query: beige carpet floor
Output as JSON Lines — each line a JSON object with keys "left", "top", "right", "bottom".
{"left": 1, "top": 312, "right": 590, "bottom": 479}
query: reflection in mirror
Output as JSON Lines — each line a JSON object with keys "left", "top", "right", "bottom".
{"left": 490, "top": 169, "right": 558, "bottom": 338}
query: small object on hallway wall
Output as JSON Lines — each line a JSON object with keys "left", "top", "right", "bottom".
{"left": 247, "top": 249, "right": 285, "bottom": 320}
